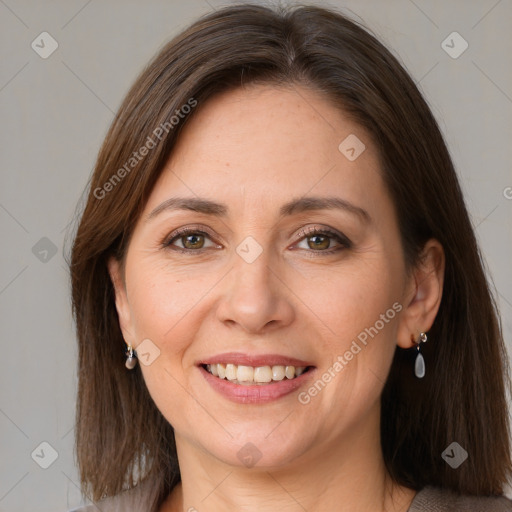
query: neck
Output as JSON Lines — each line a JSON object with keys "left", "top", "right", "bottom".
{"left": 162, "top": 406, "right": 416, "bottom": 512}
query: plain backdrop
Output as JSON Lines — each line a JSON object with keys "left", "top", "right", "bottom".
{"left": 0, "top": 0, "right": 511, "bottom": 510}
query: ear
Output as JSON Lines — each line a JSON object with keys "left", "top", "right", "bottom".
{"left": 396, "top": 239, "right": 445, "bottom": 349}
{"left": 107, "top": 256, "right": 136, "bottom": 346}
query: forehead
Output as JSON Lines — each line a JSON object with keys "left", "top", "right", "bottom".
{"left": 144, "top": 84, "right": 384, "bottom": 216}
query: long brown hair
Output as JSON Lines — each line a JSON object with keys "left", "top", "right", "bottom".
{"left": 69, "top": 3, "right": 512, "bottom": 509}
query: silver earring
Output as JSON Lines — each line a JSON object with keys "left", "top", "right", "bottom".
{"left": 414, "top": 332, "right": 427, "bottom": 378}
{"left": 125, "top": 344, "right": 138, "bottom": 370}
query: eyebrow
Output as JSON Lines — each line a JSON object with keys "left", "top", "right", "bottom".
{"left": 146, "top": 195, "right": 371, "bottom": 223}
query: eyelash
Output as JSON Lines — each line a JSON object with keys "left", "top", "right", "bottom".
{"left": 162, "top": 225, "right": 352, "bottom": 257}
{"left": 294, "top": 227, "right": 351, "bottom": 256}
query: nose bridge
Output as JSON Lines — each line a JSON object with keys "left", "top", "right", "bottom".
{"left": 232, "top": 232, "right": 277, "bottom": 307}
{"left": 234, "top": 236, "right": 272, "bottom": 294}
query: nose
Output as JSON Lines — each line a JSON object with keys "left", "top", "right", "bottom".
{"left": 215, "top": 244, "right": 295, "bottom": 334}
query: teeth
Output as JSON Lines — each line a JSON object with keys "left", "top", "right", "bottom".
{"left": 225, "top": 363, "right": 237, "bottom": 381}
{"left": 272, "top": 365, "right": 285, "bottom": 381}
{"left": 204, "top": 363, "right": 308, "bottom": 383}
{"left": 254, "top": 366, "right": 272, "bottom": 383}
{"left": 237, "top": 365, "right": 254, "bottom": 382}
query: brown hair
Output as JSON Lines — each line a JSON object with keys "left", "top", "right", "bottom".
{"left": 69, "top": 2, "right": 512, "bottom": 509}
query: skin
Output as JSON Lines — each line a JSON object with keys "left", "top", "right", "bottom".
{"left": 108, "top": 84, "right": 445, "bottom": 511}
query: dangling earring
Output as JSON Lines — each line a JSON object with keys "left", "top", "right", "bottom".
{"left": 413, "top": 332, "right": 427, "bottom": 378}
{"left": 125, "top": 344, "right": 138, "bottom": 370}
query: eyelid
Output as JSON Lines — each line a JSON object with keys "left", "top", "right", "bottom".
{"left": 294, "top": 225, "right": 348, "bottom": 242}
{"left": 292, "top": 225, "right": 352, "bottom": 252}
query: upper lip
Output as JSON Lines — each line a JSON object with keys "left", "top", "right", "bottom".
{"left": 197, "top": 352, "right": 315, "bottom": 368}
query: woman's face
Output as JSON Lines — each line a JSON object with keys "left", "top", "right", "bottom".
{"left": 110, "top": 84, "right": 416, "bottom": 469}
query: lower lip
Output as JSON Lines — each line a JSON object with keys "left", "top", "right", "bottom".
{"left": 199, "top": 365, "right": 315, "bottom": 404}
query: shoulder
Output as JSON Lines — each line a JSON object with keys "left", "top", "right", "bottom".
{"left": 66, "top": 478, "right": 158, "bottom": 512}
{"left": 409, "top": 486, "right": 512, "bottom": 511}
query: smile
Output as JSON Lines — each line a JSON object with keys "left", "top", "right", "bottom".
{"left": 202, "top": 363, "right": 312, "bottom": 385}
{"left": 198, "top": 354, "right": 316, "bottom": 403}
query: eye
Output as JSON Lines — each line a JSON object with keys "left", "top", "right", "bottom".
{"left": 162, "top": 225, "right": 351, "bottom": 256}
{"left": 163, "top": 226, "right": 219, "bottom": 252}
{"left": 294, "top": 226, "right": 351, "bottom": 255}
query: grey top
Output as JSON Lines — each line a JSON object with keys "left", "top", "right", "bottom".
{"left": 69, "top": 481, "right": 512, "bottom": 511}
{"left": 408, "top": 486, "right": 512, "bottom": 511}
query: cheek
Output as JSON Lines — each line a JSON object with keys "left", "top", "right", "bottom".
{"left": 125, "top": 264, "right": 212, "bottom": 428}
{"left": 302, "top": 254, "right": 403, "bottom": 409}
{"left": 299, "top": 255, "right": 401, "bottom": 347}
{"left": 126, "top": 256, "right": 210, "bottom": 347}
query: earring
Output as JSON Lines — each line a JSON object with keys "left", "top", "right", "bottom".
{"left": 125, "top": 344, "right": 138, "bottom": 370}
{"left": 413, "top": 332, "right": 427, "bottom": 378}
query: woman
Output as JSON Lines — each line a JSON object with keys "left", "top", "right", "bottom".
{"left": 68, "top": 3, "right": 512, "bottom": 511}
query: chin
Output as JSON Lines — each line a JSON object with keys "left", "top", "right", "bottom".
{"left": 198, "top": 428, "right": 314, "bottom": 470}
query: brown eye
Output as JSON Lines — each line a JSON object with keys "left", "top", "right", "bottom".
{"left": 164, "top": 228, "right": 218, "bottom": 252}
{"left": 181, "top": 233, "right": 205, "bottom": 249}
{"left": 295, "top": 227, "right": 351, "bottom": 255}
{"left": 306, "top": 234, "right": 331, "bottom": 250}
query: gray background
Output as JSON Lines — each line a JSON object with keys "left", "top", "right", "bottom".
{"left": 1, "top": 0, "right": 511, "bottom": 510}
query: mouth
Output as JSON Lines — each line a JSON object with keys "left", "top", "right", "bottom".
{"left": 201, "top": 363, "right": 314, "bottom": 385}
{"left": 197, "top": 353, "right": 316, "bottom": 403}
